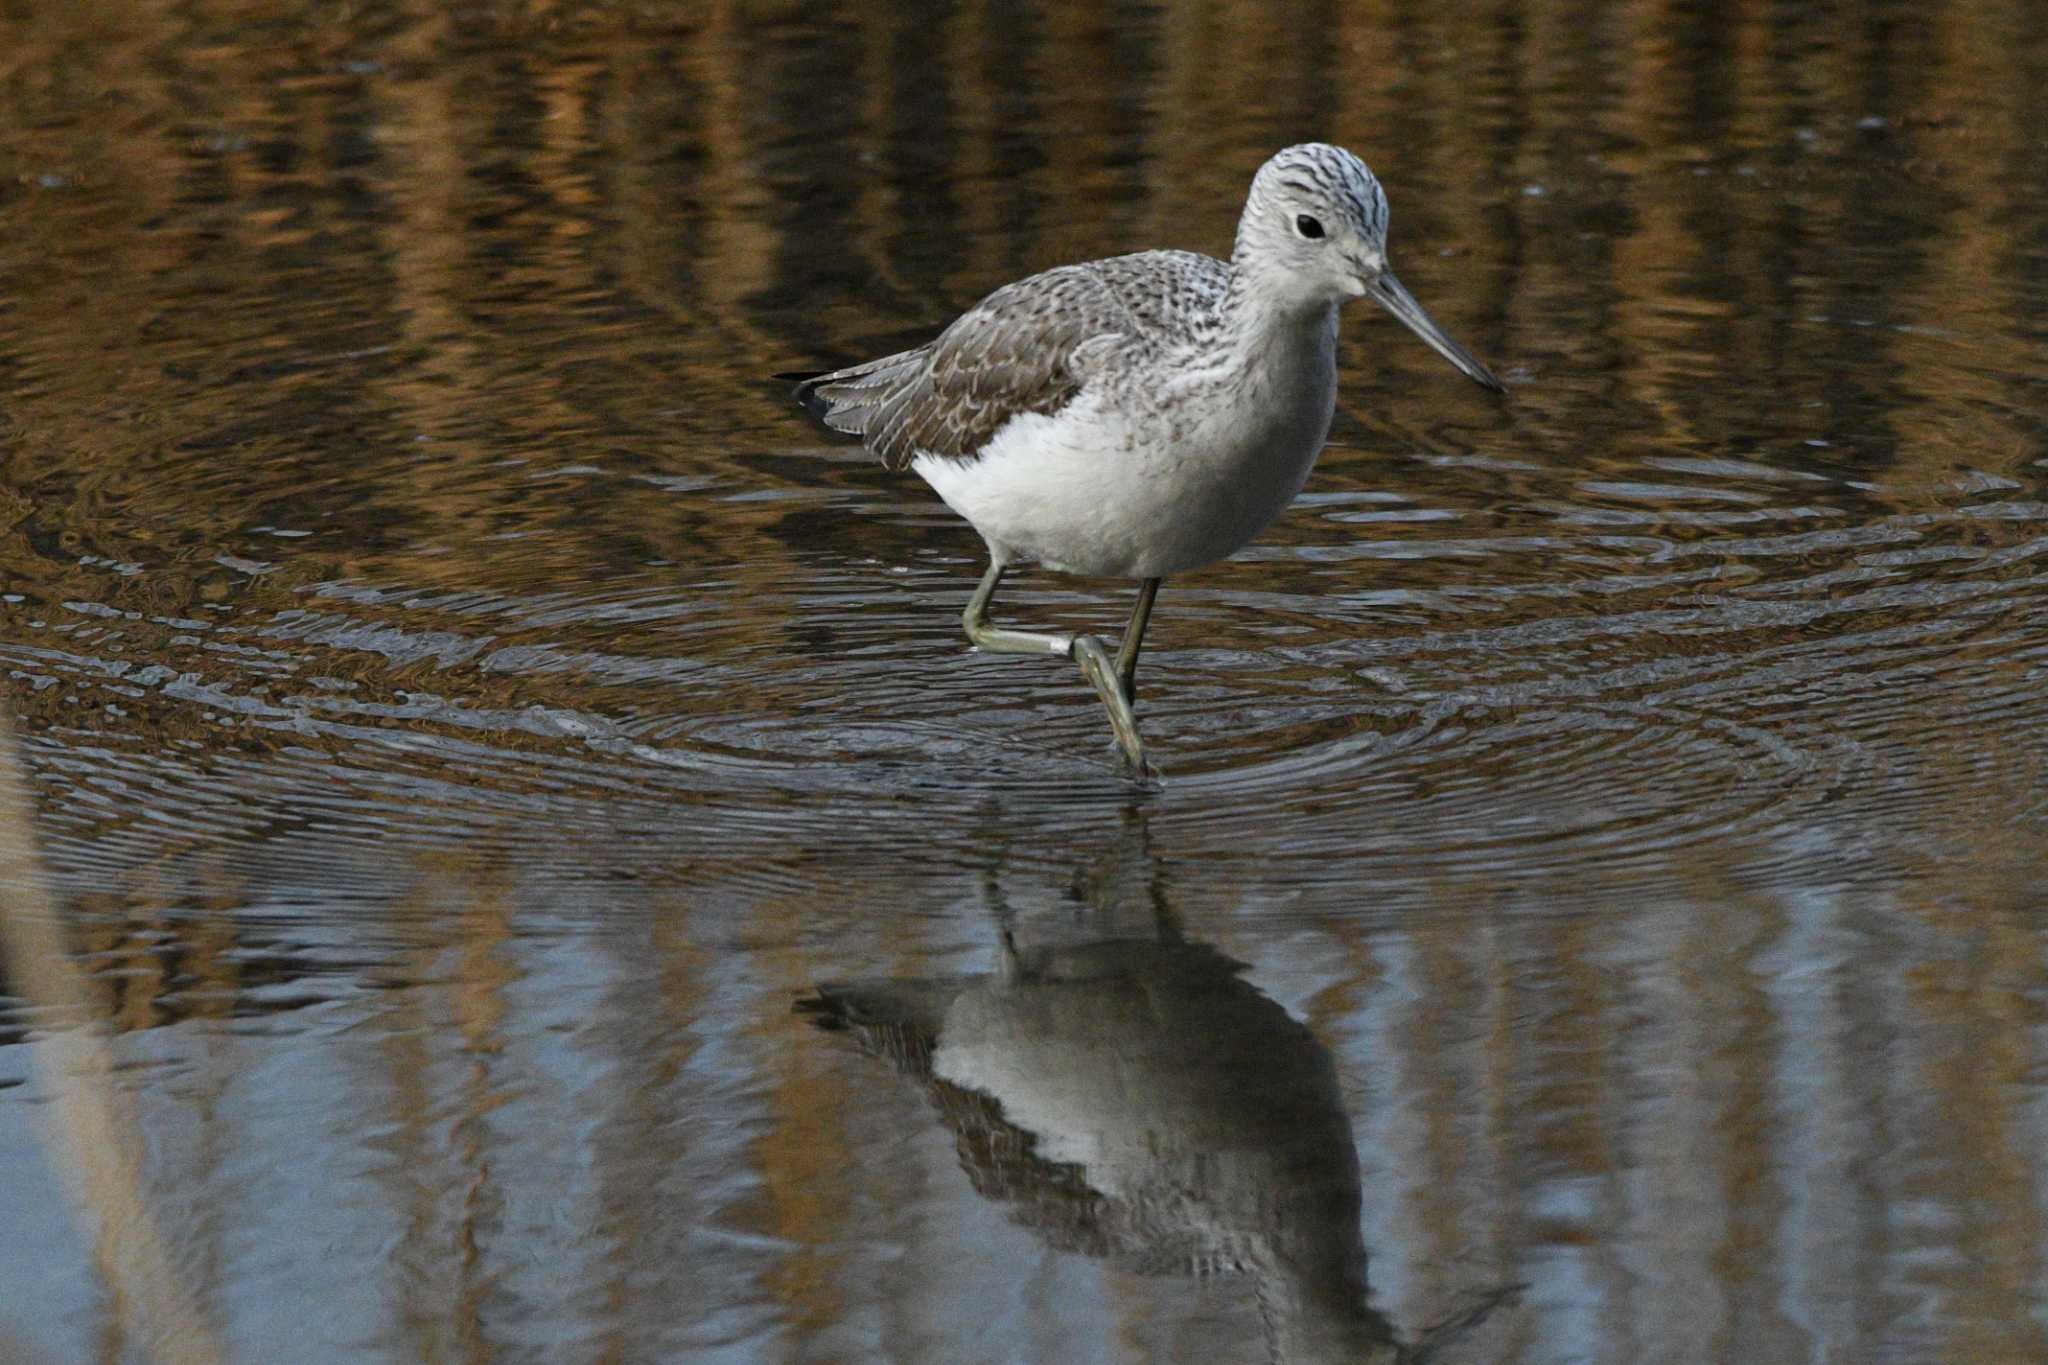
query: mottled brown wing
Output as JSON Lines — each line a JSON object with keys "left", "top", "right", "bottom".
{"left": 792, "top": 262, "right": 1140, "bottom": 472}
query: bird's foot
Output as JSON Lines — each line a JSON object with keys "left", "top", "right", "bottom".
{"left": 1074, "top": 635, "right": 1157, "bottom": 780}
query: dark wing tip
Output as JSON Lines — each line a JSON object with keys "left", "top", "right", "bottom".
{"left": 773, "top": 369, "right": 834, "bottom": 419}
{"left": 792, "top": 989, "right": 850, "bottom": 1027}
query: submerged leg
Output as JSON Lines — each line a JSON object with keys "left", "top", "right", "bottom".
{"left": 1115, "top": 578, "right": 1162, "bottom": 701}
{"left": 1074, "top": 636, "right": 1149, "bottom": 774}
{"left": 959, "top": 558, "right": 1153, "bottom": 775}
{"left": 962, "top": 559, "right": 1072, "bottom": 655}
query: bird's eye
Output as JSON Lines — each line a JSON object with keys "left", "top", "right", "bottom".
{"left": 1295, "top": 214, "right": 1325, "bottom": 239}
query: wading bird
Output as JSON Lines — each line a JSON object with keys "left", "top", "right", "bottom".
{"left": 783, "top": 143, "right": 1503, "bottom": 775}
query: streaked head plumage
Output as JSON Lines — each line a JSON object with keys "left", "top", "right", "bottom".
{"left": 1236, "top": 142, "right": 1504, "bottom": 390}
{"left": 1236, "top": 143, "right": 1391, "bottom": 293}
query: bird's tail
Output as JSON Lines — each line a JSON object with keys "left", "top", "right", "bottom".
{"left": 795, "top": 975, "right": 965, "bottom": 1075}
{"left": 775, "top": 348, "right": 928, "bottom": 436}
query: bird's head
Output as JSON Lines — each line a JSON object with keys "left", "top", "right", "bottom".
{"left": 1238, "top": 143, "right": 1504, "bottom": 392}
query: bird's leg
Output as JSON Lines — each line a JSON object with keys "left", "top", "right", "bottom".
{"left": 961, "top": 560, "right": 1072, "bottom": 655}
{"left": 1073, "top": 636, "right": 1149, "bottom": 774}
{"left": 1114, "top": 578, "right": 1161, "bottom": 701}
{"left": 1083, "top": 578, "right": 1161, "bottom": 774}
{"left": 961, "top": 559, "right": 1152, "bottom": 776}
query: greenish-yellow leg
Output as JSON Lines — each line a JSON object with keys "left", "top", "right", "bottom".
{"left": 1074, "top": 636, "right": 1148, "bottom": 773}
{"left": 961, "top": 561, "right": 1157, "bottom": 775}
{"left": 1116, "top": 578, "right": 1161, "bottom": 701}
{"left": 962, "top": 560, "right": 1071, "bottom": 655}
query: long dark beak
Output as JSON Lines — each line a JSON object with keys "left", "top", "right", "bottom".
{"left": 1366, "top": 269, "right": 1506, "bottom": 392}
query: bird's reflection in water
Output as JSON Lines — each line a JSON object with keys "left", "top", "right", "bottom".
{"left": 800, "top": 859, "right": 1514, "bottom": 1363}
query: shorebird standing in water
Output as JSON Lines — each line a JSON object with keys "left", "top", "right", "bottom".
{"left": 783, "top": 143, "right": 1503, "bottom": 775}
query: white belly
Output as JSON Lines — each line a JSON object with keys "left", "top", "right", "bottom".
{"left": 912, "top": 348, "right": 1337, "bottom": 579}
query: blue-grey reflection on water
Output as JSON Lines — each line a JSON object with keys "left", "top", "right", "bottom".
{"left": 2, "top": 0, "right": 2048, "bottom": 1360}
{"left": 800, "top": 903, "right": 1519, "bottom": 1363}
{"left": 1, "top": 820, "right": 2042, "bottom": 1362}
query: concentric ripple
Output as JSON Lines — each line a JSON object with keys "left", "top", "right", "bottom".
{"left": 7, "top": 439, "right": 2045, "bottom": 917}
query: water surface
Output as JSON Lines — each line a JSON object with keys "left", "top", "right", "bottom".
{"left": 2, "top": 2, "right": 2046, "bottom": 1361}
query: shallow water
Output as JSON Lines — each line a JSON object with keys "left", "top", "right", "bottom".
{"left": 2, "top": 2, "right": 2047, "bottom": 1361}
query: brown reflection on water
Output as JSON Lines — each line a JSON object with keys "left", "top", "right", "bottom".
{"left": 742, "top": 890, "right": 856, "bottom": 1343}
{"left": 2, "top": 0, "right": 2048, "bottom": 1361}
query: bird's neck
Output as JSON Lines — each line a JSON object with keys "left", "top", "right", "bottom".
{"left": 1255, "top": 1254, "right": 1400, "bottom": 1364}
{"left": 1210, "top": 262, "right": 1339, "bottom": 377}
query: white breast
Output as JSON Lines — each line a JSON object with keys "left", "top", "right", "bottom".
{"left": 913, "top": 311, "right": 1339, "bottom": 579}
